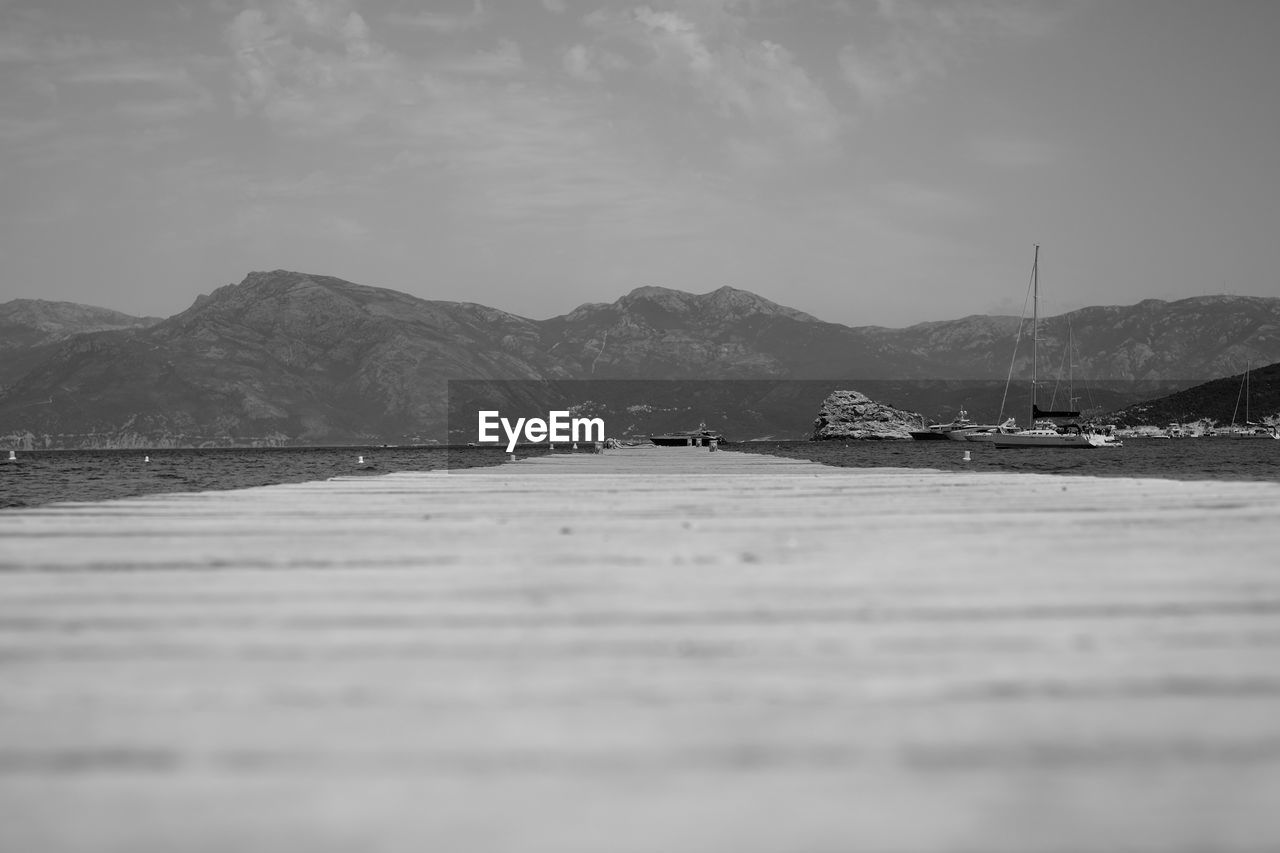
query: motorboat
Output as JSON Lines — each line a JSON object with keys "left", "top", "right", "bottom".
{"left": 649, "top": 423, "right": 725, "bottom": 446}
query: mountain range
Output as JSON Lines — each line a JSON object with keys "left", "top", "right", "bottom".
{"left": 2, "top": 270, "right": 1278, "bottom": 447}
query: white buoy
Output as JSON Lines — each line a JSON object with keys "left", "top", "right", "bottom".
{"left": 962, "top": 450, "right": 971, "bottom": 461}
{"left": 144, "top": 455, "right": 150, "bottom": 463}
{"left": 7, "top": 450, "right": 15, "bottom": 462}
{"left": 357, "top": 455, "right": 365, "bottom": 464}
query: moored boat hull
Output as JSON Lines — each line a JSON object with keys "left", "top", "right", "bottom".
{"left": 992, "top": 429, "right": 1104, "bottom": 448}
{"left": 649, "top": 430, "right": 724, "bottom": 446}
{"left": 1233, "top": 428, "right": 1280, "bottom": 440}
{"left": 946, "top": 425, "right": 1002, "bottom": 441}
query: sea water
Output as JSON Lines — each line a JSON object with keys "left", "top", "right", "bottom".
{"left": 0, "top": 445, "right": 518, "bottom": 509}
{"left": 2, "top": 438, "right": 1277, "bottom": 510}
{"left": 738, "top": 437, "right": 1280, "bottom": 483}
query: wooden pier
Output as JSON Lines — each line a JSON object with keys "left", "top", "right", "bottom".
{"left": 3, "top": 447, "right": 1280, "bottom": 852}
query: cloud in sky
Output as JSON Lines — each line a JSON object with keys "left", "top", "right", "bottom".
{"left": 969, "top": 133, "right": 1058, "bottom": 170}
{"left": 384, "top": 0, "right": 491, "bottom": 34}
{"left": 561, "top": 42, "right": 602, "bottom": 82}
{"left": 579, "top": 4, "right": 846, "bottom": 167}
{"left": 836, "top": 0, "right": 1059, "bottom": 106}
{"left": 2, "top": 0, "right": 1280, "bottom": 328}
{"left": 227, "top": 0, "right": 389, "bottom": 130}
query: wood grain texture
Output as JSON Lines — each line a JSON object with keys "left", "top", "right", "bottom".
{"left": 2, "top": 447, "right": 1279, "bottom": 852}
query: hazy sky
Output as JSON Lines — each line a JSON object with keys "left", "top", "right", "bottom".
{"left": 2, "top": 0, "right": 1278, "bottom": 327}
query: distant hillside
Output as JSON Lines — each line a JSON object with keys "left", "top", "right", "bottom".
{"left": 1108, "top": 362, "right": 1280, "bottom": 427}
{"left": 538, "top": 284, "right": 942, "bottom": 379}
{"left": 0, "top": 273, "right": 570, "bottom": 447}
{"left": 2, "top": 273, "right": 1279, "bottom": 447}
{"left": 0, "top": 299, "right": 161, "bottom": 388}
{"left": 896, "top": 295, "right": 1280, "bottom": 384}
{"left": 0, "top": 299, "right": 161, "bottom": 349}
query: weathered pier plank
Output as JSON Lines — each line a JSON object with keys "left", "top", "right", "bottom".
{"left": 2, "top": 447, "right": 1280, "bottom": 852}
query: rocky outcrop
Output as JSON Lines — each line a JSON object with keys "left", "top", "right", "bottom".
{"left": 811, "top": 390, "right": 925, "bottom": 440}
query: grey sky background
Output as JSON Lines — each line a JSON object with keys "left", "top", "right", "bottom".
{"left": 2, "top": 0, "right": 1278, "bottom": 327}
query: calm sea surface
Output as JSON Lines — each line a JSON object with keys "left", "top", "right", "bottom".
{"left": 2, "top": 438, "right": 1278, "bottom": 510}
{"left": 737, "top": 437, "right": 1280, "bottom": 482}
{"left": 0, "top": 445, "right": 518, "bottom": 510}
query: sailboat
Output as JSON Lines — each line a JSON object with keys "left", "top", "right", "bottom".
{"left": 1230, "top": 365, "right": 1279, "bottom": 440}
{"left": 992, "top": 246, "right": 1106, "bottom": 449}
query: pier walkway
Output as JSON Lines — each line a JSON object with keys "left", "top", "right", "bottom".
{"left": 3, "top": 448, "right": 1280, "bottom": 852}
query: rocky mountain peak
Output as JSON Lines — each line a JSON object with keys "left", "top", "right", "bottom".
{"left": 613, "top": 284, "right": 817, "bottom": 323}
{"left": 217, "top": 270, "right": 363, "bottom": 303}
{"left": 614, "top": 285, "right": 700, "bottom": 317}
{"left": 701, "top": 286, "right": 819, "bottom": 322}
{"left": 176, "top": 270, "right": 433, "bottom": 330}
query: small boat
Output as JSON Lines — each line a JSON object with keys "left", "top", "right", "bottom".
{"left": 649, "top": 423, "right": 724, "bottom": 446}
{"left": 959, "top": 418, "right": 1021, "bottom": 443}
{"left": 907, "top": 426, "right": 952, "bottom": 441}
{"left": 1088, "top": 424, "right": 1124, "bottom": 447}
{"left": 991, "top": 246, "right": 1105, "bottom": 449}
{"left": 909, "top": 408, "right": 1002, "bottom": 440}
{"left": 1237, "top": 425, "right": 1279, "bottom": 439}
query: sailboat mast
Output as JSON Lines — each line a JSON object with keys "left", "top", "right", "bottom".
{"left": 1030, "top": 244, "right": 1039, "bottom": 428}
{"left": 1068, "top": 324, "right": 1074, "bottom": 412}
